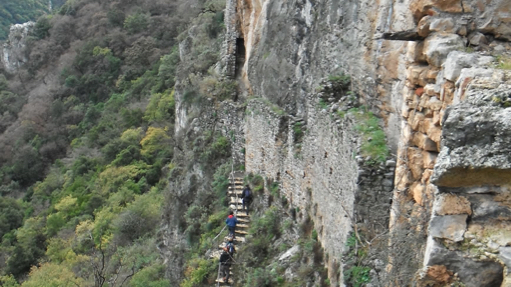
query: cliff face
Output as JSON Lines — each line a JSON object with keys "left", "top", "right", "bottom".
{"left": 215, "top": 0, "right": 511, "bottom": 285}
{"left": 1, "top": 22, "right": 34, "bottom": 74}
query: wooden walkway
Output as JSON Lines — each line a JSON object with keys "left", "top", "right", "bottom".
{"left": 214, "top": 174, "right": 250, "bottom": 286}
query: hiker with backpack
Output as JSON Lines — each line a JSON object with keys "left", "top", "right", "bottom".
{"left": 225, "top": 237, "right": 236, "bottom": 256}
{"left": 241, "top": 184, "right": 252, "bottom": 215}
{"left": 225, "top": 211, "right": 239, "bottom": 239}
{"left": 219, "top": 247, "right": 232, "bottom": 283}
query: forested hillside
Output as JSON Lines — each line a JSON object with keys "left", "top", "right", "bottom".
{"left": 0, "top": 0, "right": 226, "bottom": 285}
{"left": 0, "top": 0, "right": 66, "bottom": 40}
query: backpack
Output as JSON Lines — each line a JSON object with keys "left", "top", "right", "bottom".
{"left": 244, "top": 188, "right": 252, "bottom": 200}
{"left": 226, "top": 242, "right": 236, "bottom": 254}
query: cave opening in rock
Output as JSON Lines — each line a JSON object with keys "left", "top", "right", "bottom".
{"left": 235, "top": 37, "right": 246, "bottom": 78}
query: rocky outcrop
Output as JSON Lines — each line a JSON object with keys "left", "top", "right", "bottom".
{"left": 432, "top": 73, "right": 511, "bottom": 187}
{"left": 426, "top": 239, "right": 504, "bottom": 287}
{"left": 1, "top": 22, "right": 34, "bottom": 73}
{"left": 216, "top": 0, "right": 511, "bottom": 285}
{"left": 389, "top": 0, "right": 511, "bottom": 285}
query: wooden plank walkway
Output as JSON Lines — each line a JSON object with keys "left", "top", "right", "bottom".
{"left": 214, "top": 175, "right": 250, "bottom": 286}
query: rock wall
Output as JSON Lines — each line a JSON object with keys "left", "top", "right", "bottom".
{"left": 1, "top": 22, "right": 34, "bottom": 73}
{"left": 169, "top": 0, "right": 511, "bottom": 284}
{"left": 245, "top": 92, "right": 394, "bottom": 283}
{"left": 225, "top": 0, "right": 415, "bottom": 148}
{"left": 388, "top": 0, "right": 511, "bottom": 285}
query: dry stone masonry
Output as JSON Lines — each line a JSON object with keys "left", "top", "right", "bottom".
{"left": 245, "top": 89, "right": 394, "bottom": 284}
{"left": 166, "top": 0, "right": 511, "bottom": 284}
{"left": 391, "top": 0, "right": 511, "bottom": 285}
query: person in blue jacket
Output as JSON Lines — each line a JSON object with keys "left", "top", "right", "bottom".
{"left": 225, "top": 211, "right": 239, "bottom": 239}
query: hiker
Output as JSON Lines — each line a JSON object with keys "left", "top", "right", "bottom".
{"left": 225, "top": 211, "right": 239, "bottom": 239}
{"left": 225, "top": 237, "right": 236, "bottom": 256}
{"left": 219, "top": 247, "right": 232, "bottom": 283}
{"left": 241, "top": 184, "right": 252, "bottom": 215}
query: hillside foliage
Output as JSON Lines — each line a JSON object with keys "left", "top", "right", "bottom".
{"left": 0, "top": 0, "right": 67, "bottom": 40}
{"left": 0, "top": 0, "right": 228, "bottom": 285}
{"left": 0, "top": 0, "right": 361, "bottom": 285}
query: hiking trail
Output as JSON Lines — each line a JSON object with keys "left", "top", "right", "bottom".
{"left": 214, "top": 172, "right": 250, "bottom": 286}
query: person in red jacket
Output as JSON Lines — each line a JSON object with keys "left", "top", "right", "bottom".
{"left": 225, "top": 211, "right": 239, "bottom": 239}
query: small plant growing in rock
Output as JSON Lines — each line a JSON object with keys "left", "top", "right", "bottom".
{"left": 495, "top": 55, "right": 511, "bottom": 70}
{"left": 343, "top": 233, "right": 372, "bottom": 287}
{"left": 328, "top": 73, "right": 351, "bottom": 87}
{"left": 349, "top": 107, "right": 389, "bottom": 164}
{"left": 293, "top": 122, "right": 304, "bottom": 140}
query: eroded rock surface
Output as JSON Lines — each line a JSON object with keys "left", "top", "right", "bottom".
{"left": 1, "top": 22, "right": 34, "bottom": 73}
{"left": 432, "top": 74, "right": 511, "bottom": 187}
{"left": 427, "top": 240, "right": 504, "bottom": 287}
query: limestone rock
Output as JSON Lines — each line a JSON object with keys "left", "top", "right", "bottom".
{"left": 421, "top": 169, "right": 433, "bottom": 184}
{"left": 452, "top": 68, "right": 495, "bottom": 104}
{"left": 407, "top": 147, "right": 424, "bottom": 180}
{"left": 410, "top": 0, "right": 463, "bottom": 22}
{"left": 417, "top": 16, "right": 432, "bottom": 37}
{"left": 432, "top": 71, "right": 511, "bottom": 187}
{"left": 429, "top": 18, "right": 456, "bottom": 34}
{"left": 1, "top": 22, "right": 35, "bottom": 73}
{"left": 407, "top": 65, "right": 430, "bottom": 87}
{"left": 424, "top": 265, "right": 453, "bottom": 284}
{"left": 423, "top": 33, "right": 465, "bottom": 67}
{"left": 442, "top": 51, "right": 493, "bottom": 82}
{"left": 468, "top": 32, "right": 488, "bottom": 46}
{"left": 423, "top": 151, "right": 437, "bottom": 169}
{"left": 426, "top": 96, "right": 443, "bottom": 111}
{"left": 279, "top": 245, "right": 300, "bottom": 262}
{"left": 426, "top": 240, "right": 504, "bottom": 287}
{"left": 434, "top": 194, "right": 472, "bottom": 216}
{"left": 429, "top": 214, "right": 467, "bottom": 242}
{"left": 432, "top": 103, "right": 511, "bottom": 187}
{"left": 411, "top": 111, "right": 425, "bottom": 131}
{"left": 411, "top": 182, "right": 425, "bottom": 205}
{"left": 499, "top": 247, "right": 511, "bottom": 268}
{"left": 412, "top": 132, "right": 438, "bottom": 151}
{"left": 468, "top": 194, "right": 511, "bottom": 222}
{"left": 474, "top": 1, "right": 511, "bottom": 41}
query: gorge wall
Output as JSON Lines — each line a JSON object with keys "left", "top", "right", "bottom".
{"left": 1, "top": 22, "right": 34, "bottom": 74}
{"left": 214, "top": 0, "right": 511, "bottom": 285}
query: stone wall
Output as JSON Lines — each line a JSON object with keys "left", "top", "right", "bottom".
{"left": 245, "top": 92, "right": 394, "bottom": 283}
{"left": 390, "top": 0, "right": 511, "bottom": 285}
{"left": 222, "top": 0, "right": 238, "bottom": 79}
{"left": 223, "top": 0, "right": 511, "bottom": 285}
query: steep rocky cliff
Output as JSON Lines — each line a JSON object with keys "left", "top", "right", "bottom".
{"left": 1, "top": 0, "right": 511, "bottom": 285}
{"left": 190, "top": 0, "right": 511, "bottom": 285}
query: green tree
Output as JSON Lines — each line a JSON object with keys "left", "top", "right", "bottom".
{"left": 0, "top": 0, "right": 51, "bottom": 40}
{"left": 0, "top": 275, "right": 20, "bottom": 287}
{"left": 130, "top": 264, "right": 170, "bottom": 287}
{"left": 21, "top": 263, "right": 84, "bottom": 287}
{"left": 124, "top": 12, "right": 149, "bottom": 34}
{"left": 140, "top": 127, "right": 171, "bottom": 159}
{"left": 32, "top": 15, "right": 52, "bottom": 39}
{"left": 0, "top": 197, "right": 24, "bottom": 238}
{"left": 143, "top": 90, "right": 175, "bottom": 123}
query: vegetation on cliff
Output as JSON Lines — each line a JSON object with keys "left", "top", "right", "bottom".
{"left": 0, "top": 0, "right": 67, "bottom": 40}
